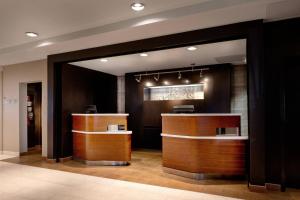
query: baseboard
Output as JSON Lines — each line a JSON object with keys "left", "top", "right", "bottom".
{"left": 265, "top": 183, "right": 281, "bottom": 191}
{"left": 249, "top": 183, "right": 267, "bottom": 192}
{"left": 2, "top": 151, "right": 20, "bottom": 156}
{"left": 249, "top": 182, "right": 282, "bottom": 192}
{"left": 59, "top": 156, "right": 72, "bottom": 163}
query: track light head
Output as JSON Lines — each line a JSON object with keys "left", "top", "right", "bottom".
{"left": 199, "top": 70, "right": 203, "bottom": 78}
{"left": 154, "top": 73, "right": 160, "bottom": 82}
{"left": 178, "top": 72, "right": 182, "bottom": 80}
{"left": 135, "top": 74, "right": 142, "bottom": 83}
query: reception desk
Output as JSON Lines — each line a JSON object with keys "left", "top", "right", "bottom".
{"left": 72, "top": 114, "right": 131, "bottom": 165}
{"left": 161, "top": 113, "right": 248, "bottom": 179}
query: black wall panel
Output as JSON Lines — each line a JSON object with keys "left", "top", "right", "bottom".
{"left": 60, "top": 64, "right": 117, "bottom": 158}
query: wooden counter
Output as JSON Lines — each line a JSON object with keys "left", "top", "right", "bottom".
{"left": 161, "top": 113, "right": 248, "bottom": 178}
{"left": 72, "top": 114, "right": 131, "bottom": 165}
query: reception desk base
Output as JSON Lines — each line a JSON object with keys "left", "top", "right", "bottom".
{"left": 162, "top": 135, "right": 247, "bottom": 176}
{"left": 73, "top": 131, "right": 132, "bottom": 166}
{"left": 161, "top": 113, "right": 248, "bottom": 179}
{"left": 73, "top": 159, "right": 129, "bottom": 166}
{"left": 163, "top": 167, "right": 246, "bottom": 180}
{"left": 72, "top": 114, "right": 131, "bottom": 166}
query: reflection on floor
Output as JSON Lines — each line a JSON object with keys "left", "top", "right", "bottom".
{"left": 2, "top": 150, "right": 300, "bottom": 200}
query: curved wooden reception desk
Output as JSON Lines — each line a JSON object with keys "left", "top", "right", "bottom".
{"left": 161, "top": 113, "right": 248, "bottom": 179}
{"left": 72, "top": 114, "right": 131, "bottom": 166}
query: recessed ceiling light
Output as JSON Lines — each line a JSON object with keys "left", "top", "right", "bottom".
{"left": 100, "top": 58, "right": 108, "bottom": 62}
{"left": 140, "top": 53, "right": 148, "bottom": 57}
{"left": 25, "top": 32, "right": 39, "bottom": 38}
{"left": 131, "top": 2, "right": 145, "bottom": 11}
{"left": 187, "top": 46, "right": 197, "bottom": 51}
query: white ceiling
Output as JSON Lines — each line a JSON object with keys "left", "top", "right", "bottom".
{"left": 0, "top": 0, "right": 299, "bottom": 66}
{"left": 0, "top": 0, "right": 209, "bottom": 49}
{"left": 71, "top": 39, "right": 246, "bottom": 76}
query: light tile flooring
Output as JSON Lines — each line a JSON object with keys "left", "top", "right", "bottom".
{"left": 0, "top": 154, "right": 17, "bottom": 160}
{"left": 0, "top": 161, "right": 240, "bottom": 200}
{"left": 1, "top": 150, "right": 300, "bottom": 200}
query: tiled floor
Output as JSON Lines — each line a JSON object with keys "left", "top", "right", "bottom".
{"left": 0, "top": 154, "right": 17, "bottom": 160}
{"left": 0, "top": 161, "right": 240, "bottom": 200}
{"left": 1, "top": 150, "right": 300, "bottom": 200}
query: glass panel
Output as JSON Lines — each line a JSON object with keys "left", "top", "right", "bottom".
{"left": 144, "top": 84, "right": 204, "bottom": 101}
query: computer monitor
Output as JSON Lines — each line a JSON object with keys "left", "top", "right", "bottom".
{"left": 85, "top": 105, "right": 97, "bottom": 113}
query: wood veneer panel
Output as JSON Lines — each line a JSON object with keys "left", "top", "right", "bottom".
{"left": 73, "top": 132, "right": 86, "bottom": 160}
{"left": 162, "top": 116, "right": 240, "bottom": 136}
{"left": 73, "top": 132, "right": 131, "bottom": 161}
{"left": 162, "top": 137, "right": 246, "bottom": 175}
{"left": 73, "top": 116, "right": 127, "bottom": 132}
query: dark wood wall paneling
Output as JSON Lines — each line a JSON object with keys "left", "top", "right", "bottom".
{"left": 125, "top": 64, "right": 232, "bottom": 149}
{"left": 48, "top": 20, "right": 265, "bottom": 187}
{"left": 60, "top": 64, "right": 117, "bottom": 158}
{"left": 264, "top": 18, "right": 300, "bottom": 189}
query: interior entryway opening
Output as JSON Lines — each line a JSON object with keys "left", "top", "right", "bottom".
{"left": 19, "top": 82, "right": 42, "bottom": 155}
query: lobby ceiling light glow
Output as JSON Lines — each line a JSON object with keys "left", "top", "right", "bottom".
{"left": 25, "top": 32, "right": 39, "bottom": 38}
{"left": 187, "top": 46, "right": 197, "bottom": 51}
{"left": 145, "top": 81, "right": 153, "bottom": 87}
{"left": 163, "top": 81, "right": 170, "bottom": 85}
{"left": 140, "top": 53, "right": 148, "bottom": 57}
{"left": 100, "top": 58, "right": 108, "bottom": 62}
{"left": 37, "top": 41, "right": 53, "bottom": 47}
{"left": 131, "top": 2, "right": 145, "bottom": 11}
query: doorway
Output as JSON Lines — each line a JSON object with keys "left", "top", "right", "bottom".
{"left": 27, "top": 83, "right": 42, "bottom": 152}
{"left": 19, "top": 82, "right": 42, "bottom": 154}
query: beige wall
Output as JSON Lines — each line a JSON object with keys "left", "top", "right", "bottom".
{"left": 2, "top": 60, "right": 47, "bottom": 156}
{"left": 0, "top": 70, "right": 2, "bottom": 153}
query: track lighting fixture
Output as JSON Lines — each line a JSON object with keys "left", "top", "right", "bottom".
{"left": 134, "top": 67, "right": 209, "bottom": 84}
{"left": 178, "top": 72, "right": 182, "bottom": 79}
{"left": 145, "top": 81, "right": 153, "bottom": 87}
{"left": 154, "top": 73, "right": 160, "bottom": 82}
{"left": 135, "top": 74, "right": 142, "bottom": 83}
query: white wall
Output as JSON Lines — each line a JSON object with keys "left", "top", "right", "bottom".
{"left": 19, "top": 83, "right": 27, "bottom": 153}
{"left": 2, "top": 60, "right": 47, "bottom": 156}
{"left": 0, "top": 70, "right": 2, "bottom": 153}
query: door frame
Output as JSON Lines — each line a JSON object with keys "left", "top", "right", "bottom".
{"left": 47, "top": 20, "right": 266, "bottom": 186}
